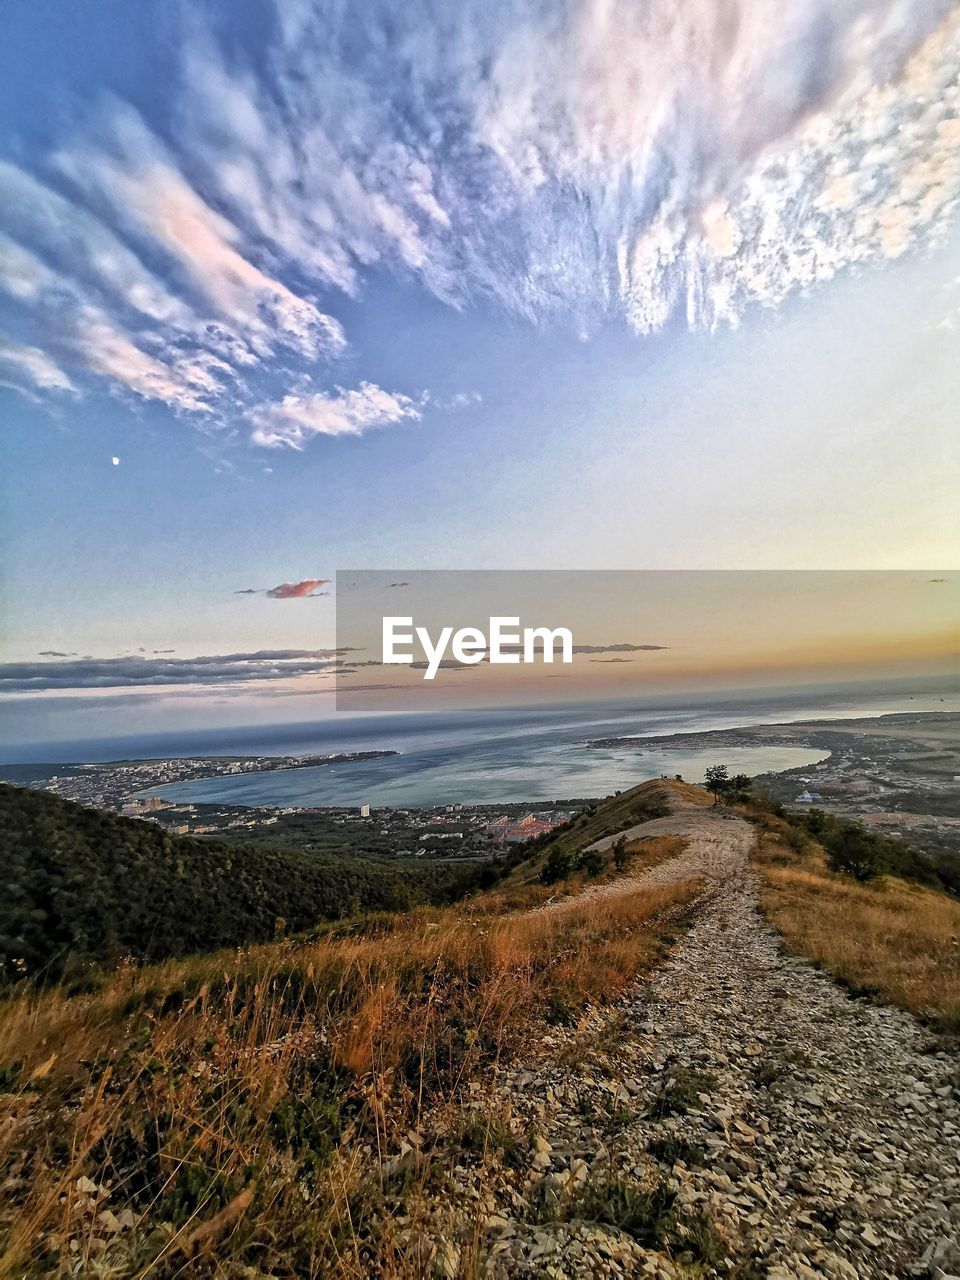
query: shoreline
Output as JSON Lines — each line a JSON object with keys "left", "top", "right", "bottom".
{"left": 3, "top": 711, "right": 957, "bottom": 859}
{"left": 585, "top": 710, "right": 960, "bottom": 859}
{"left": 586, "top": 709, "right": 960, "bottom": 751}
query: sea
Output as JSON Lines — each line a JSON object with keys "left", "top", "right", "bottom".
{"left": 106, "top": 677, "right": 959, "bottom": 809}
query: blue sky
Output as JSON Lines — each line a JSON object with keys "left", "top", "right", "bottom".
{"left": 1, "top": 0, "right": 958, "bottom": 743}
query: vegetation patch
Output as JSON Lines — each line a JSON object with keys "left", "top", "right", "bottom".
{"left": 0, "top": 783, "right": 492, "bottom": 983}
{"left": 449, "top": 1105, "right": 525, "bottom": 1168}
{"left": 555, "top": 1172, "right": 728, "bottom": 1267}
{"left": 747, "top": 806, "right": 960, "bottom": 1031}
{"left": 649, "top": 1067, "right": 718, "bottom": 1118}
{"left": 540, "top": 832, "right": 685, "bottom": 887}
{"left": 568, "top": 1173, "right": 676, "bottom": 1244}
{"left": 0, "top": 871, "right": 699, "bottom": 1277}
{"left": 750, "top": 796, "right": 959, "bottom": 893}
{"left": 513, "top": 778, "right": 674, "bottom": 884}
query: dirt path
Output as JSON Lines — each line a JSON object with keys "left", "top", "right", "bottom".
{"left": 537, "top": 800, "right": 752, "bottom": 913}
{"left": 433, "top": 804, "right": 960, "bottom": 1278}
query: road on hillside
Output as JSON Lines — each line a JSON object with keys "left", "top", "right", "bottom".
{"left": 536, "top": 800, "right": 753, "bottom": 913}
{"left": 478, "top": 800, "right": 960, "bottom": 1277}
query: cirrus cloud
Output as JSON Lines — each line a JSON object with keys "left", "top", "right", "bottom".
{"left": 0, "top": 336, "right": 75, "bottom": 396}
{"left": 1, "top": 0, "right": 958, "bottom": 431}
{"left": 248, "top": 383, "right": 421, "bottom": 449}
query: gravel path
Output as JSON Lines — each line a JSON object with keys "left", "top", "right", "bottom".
{"left": 429, "top": 802, "right": 960, "bottom": 1278}
{"left": 623, "top": 811, "right": 960, "bottom": 1279}
{"left": 536, "top": 803, "right": 752, "bottom": 912}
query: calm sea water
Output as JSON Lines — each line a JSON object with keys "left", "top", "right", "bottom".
{"left": 135, "top": 680, "right": 957, "bottom": 809}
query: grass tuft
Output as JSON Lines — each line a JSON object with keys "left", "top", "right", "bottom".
{"left": 750, "top": 819, "right": 960, "bottom": 1031}
{"left": 648, "top": 1067, "right": 717, "bottom": 1119}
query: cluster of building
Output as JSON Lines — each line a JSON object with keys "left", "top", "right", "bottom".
{"left": 294, "top": 802, "right": 574, "bottom": 856}
{"left": 137, "top": 800, "right": 575, "bottom": 850}
{"left": 120, "top": 795, "right": 169, "bottom": 817}
{"left": 789, "top": 748, "right": 945, "bottom": 813}
{"left": 20, "top": 752, "right": 386, "bottom": 814}
{"left": 14, "top": 756, "right": 581, "bottom": 861}
{"left": 483, "top": 810, "right": 572, "bottom": 845}
{"left": 778, "top": 744, "right": 960, "bottom": 858}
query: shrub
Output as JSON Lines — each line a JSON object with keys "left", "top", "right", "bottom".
{"left": 576, "top": 849, "right": 604, "bottom": 878}
{"left": 827, "top": 827, "right": 889, "bottom": 881}
{"left": 612, "top": 836, "right": 629, "bottom": 873}
{"left": 540, "top": 846, "right": 573, "bottom": 884}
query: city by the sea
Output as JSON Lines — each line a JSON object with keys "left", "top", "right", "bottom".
{"left": 107, "top": 678, "right": 959, "bottom": 809}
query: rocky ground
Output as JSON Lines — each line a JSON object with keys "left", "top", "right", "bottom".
{"left": 410, "top": 801, "right": 960, "bottom": 1279}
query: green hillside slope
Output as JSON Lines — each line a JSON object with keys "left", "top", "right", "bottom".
{"left": 0, "top": 783, "right": 486, "bottom": 982}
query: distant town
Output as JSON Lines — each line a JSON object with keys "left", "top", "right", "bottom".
{"left": 4, "top": 709, "right": 957, "bottom": 863}
{"left": 106, "top": 796, "right": 577, "bottom": 860}
{"left": 0, "top": 753, "right": 576, "bottom": 862}
{"left": 0, "top": 751, "right": 394, "bottom": 813}
{"left": 589, "top": 711, "right": 960, "bottom": 860}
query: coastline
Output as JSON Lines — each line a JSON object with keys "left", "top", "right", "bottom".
{"left": 588, "top": 711, "right": 960, "bottom": 858}
{"left": 3, "top": 709, "right": 957, "bottom": 859}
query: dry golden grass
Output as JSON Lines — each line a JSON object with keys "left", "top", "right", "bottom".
{"left": 663, "top": 780, "right": 714, "bottom": 807}
{"left": 531, "top": 836, "right": 689, "bottom": 917}
{"left": 623, "top": 833, "right": 688, "bottom": 867}
{"left": 750, "top": 818, "right": 960, "bottom": 1031}
{"left": 0, "top": 878, "right": 698, "bottom": 1279}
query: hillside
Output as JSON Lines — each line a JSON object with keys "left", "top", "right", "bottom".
{"left": 0, "top": 828, "right": 696, "bottom": 1278}
{"left": 0, "top": 777, "right": 698, "bottom": 986}
{"left": 506, "top": 776, "right": 708, "bottom": 883}
{"left": 1, "top": 779, "right": 958, "bottom": 1278}
{"left": 0, "top": 783, "right": 488, "bottom": 982}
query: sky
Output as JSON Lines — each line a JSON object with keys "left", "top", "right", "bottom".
{"left": 0, "top": 0, "right": 958, "bottom": 746}
{"left": 332, "top": 570, "right": 960, "bottom": 711}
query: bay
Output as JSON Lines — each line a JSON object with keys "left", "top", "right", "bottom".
{"left": 141, "top": 680, "right": 958, "bottom": 808}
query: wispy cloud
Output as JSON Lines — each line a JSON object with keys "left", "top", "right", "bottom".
{"left": 53, "top": 107, "right": 346, "bottom": 360}
{"left": 572, "top": 643, "right": 668, "bottom": 654}
{"left": 0, "top": 107, "right": 346, "bottom": 418}
{"left": 0, "top": 649, "right": 345, "bottom": 693}
{"left": 345, "top": 640, "right": 666, "bottom": 667}
{"left": 0, "top": 224, "right": 218, "bottom": 412}
{"left": 0, "top": 336, "right": 75, "bottom": 396}
{"left": 248, "top": 383, "right": 421, "bottom": 448}
{"left": 1, "top": 0, "right": 958, "bottom": 427}
{"left": 408, "top": 660, "right": 482, "bottom": 672}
